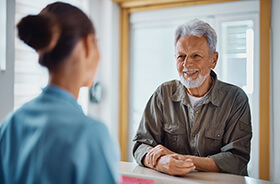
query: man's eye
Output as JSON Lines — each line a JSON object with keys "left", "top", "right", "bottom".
{"left": 177, "top": 55, "right": 185, "bottom": 59}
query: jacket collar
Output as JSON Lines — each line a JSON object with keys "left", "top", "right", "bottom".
{"left": 42, "top": 84, "right": 84, "bottom": 113}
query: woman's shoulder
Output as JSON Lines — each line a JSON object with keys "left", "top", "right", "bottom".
{"left": 82, "top": 116, "right": 110, "bottom": 136}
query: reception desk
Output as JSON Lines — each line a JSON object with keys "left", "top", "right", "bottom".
{"left": 120, "top": 162, "right": 274, "bottom": 184}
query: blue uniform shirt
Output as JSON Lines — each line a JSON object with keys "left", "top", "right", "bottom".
{"left": 0, "top": 85, "right": 120, "bottom": 184}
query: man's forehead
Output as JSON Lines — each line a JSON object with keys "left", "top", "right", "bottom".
{"left": 175, "top": 35, "right": 209, "bottom": 51}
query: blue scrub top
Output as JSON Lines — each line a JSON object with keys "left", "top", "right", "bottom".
{"left": 0, "top": 85, "right": 120, "bottom": 184}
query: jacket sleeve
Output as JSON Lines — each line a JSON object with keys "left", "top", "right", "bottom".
{"left": 209, "top": 90, "right": 252, "bottom": 176}
{"left": 132, "top": 89, "right": 164, "bottom": 166}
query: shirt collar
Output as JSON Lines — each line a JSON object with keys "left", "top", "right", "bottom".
{"left": 170, "top": 82, "right": 190, "bottom": 106}
{"left": 170, "top": 70, "right": 220, "bottom": 107}
{"left": 207, "top": 71, "right": 220, "bottom": 107}
{"left": 42, "top": 84, "right": 84, "bottom": 113}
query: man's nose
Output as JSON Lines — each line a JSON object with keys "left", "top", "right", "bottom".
{"left": 183, "top": 56, "right": 193, "bottom": 68}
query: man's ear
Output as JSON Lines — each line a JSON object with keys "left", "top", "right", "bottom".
{"left": 83, "top": 34, "right": 95, "bottom": 58}
{"left": 210, "top": 52, "right": 218, "bottom": 69}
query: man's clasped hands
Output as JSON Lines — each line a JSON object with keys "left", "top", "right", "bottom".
{"left": 143, "top": 145, "right": 196, "bottom": 176}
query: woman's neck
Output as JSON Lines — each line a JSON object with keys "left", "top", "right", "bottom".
{"left": 49, "top": 70, "right": 81, "bottom": 99}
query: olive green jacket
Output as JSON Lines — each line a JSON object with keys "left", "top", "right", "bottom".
{"left": 133, "top": 71, "right": 252, "bottom": 176}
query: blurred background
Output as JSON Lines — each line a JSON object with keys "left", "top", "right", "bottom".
{"left": 0, "top": 0, "right": 279, "bottom": 182}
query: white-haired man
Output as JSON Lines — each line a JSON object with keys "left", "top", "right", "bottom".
{"left": 133, "top": 19, "right": 252, "bottom": 176}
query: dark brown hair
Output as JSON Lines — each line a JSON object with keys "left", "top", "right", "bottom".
{"left": 17, "top": 2, "right": 95, "bottom": 71}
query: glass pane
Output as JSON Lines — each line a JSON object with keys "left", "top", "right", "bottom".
{"left": 226, "top": 57, "right": 247, "bottom": 87}
{"left": 128, "top": 25, "right": 179, "bottom": 160}
{"left": 218, "top": 19, "right": 258, "bottom": 177}
{"left": 131, "top": 25, "right": 179, "bottom": 129}
{"left": 220, "top": 20, "right": 254, "bottom": 94}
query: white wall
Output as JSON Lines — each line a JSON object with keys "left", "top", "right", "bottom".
{"left": 87, "top": 0, "right": 120, "bottom": 141}
{"left": 271, "top": 0, "right": 280, "bottom": 182}
{"left": 0, "top": 0, "right": 15, "bottom": 122}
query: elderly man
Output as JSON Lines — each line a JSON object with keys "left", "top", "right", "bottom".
{"left": 133, "top": 19, "right": 252, "bottom": 176}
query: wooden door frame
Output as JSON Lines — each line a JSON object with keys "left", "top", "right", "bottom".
{"left": 114, "top": 0, "right": 271, "bottom": 180}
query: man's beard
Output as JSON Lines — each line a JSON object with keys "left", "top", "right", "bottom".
{"left": 180, "top": 70, "right": 208, "bottom": 89}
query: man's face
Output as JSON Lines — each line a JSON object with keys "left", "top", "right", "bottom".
{"left": 175, "top": 35, "right": 217, "bottom": 89}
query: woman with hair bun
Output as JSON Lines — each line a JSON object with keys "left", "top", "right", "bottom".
{"left": 0, "top": 2, "right": 119, "bottom": 184}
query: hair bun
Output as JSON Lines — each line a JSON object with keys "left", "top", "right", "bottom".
{"left": 17, "top": 15, "right": 56, "bottom": 51}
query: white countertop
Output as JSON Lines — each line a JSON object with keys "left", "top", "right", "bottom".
{"left": 120, "top": 161, "right": 276, "bottom": 184}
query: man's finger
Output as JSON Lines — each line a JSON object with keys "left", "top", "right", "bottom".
{"left": 152, "top": 146, "right": 170, "bottom": 166}
{"left": 172, "top": 165, "right": 196, "bottom": 176}
{"left": 170, "top": 153, "right": 190, "bottom": 161}
{"left": 152, "top": 151, "right": 162, "bottom": 167}
{"left": 172, "top": 158, "right": 194, "bottom": 168}
{"left": 146, "top": 152, "right": 152, "bottom": 166}
{"left": 146, "top": 147, "right": 156, "bottom": 165}
{"left": 147, "top": 149, "right": 160, "bottom": 167}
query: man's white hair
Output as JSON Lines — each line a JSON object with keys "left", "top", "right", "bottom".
{"left": 175, "top": 19, "right": 217, "bottom": 56}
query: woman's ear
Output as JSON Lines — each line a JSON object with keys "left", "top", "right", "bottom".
{"left": 83, "top": 34, "right": 95, "bottom": 59}
{"left": 210, "top": 52, "right": 218, "bottom": 69}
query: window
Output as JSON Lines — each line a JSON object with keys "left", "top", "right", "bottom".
{"left": 219, "top": 20, "right": 254, "bottom": 94}
{"left": 128, "top": 0, "right": 259, "bottom": 178}
{"left": 14, "top": 0, "right": 90, "bottom": 113}
{"left": 215, "top": 16, "right": 259, "bottom": 178}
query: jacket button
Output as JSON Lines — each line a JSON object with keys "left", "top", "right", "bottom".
{"left": 217, "top": 134, "right": 221, "bottom": 138}
{"left": 192, "top": 133, "right": 195, "bottom": 137}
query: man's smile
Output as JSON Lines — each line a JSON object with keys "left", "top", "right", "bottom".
{"left": 182, "top": 70, "right": 199, "bottom": 78}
